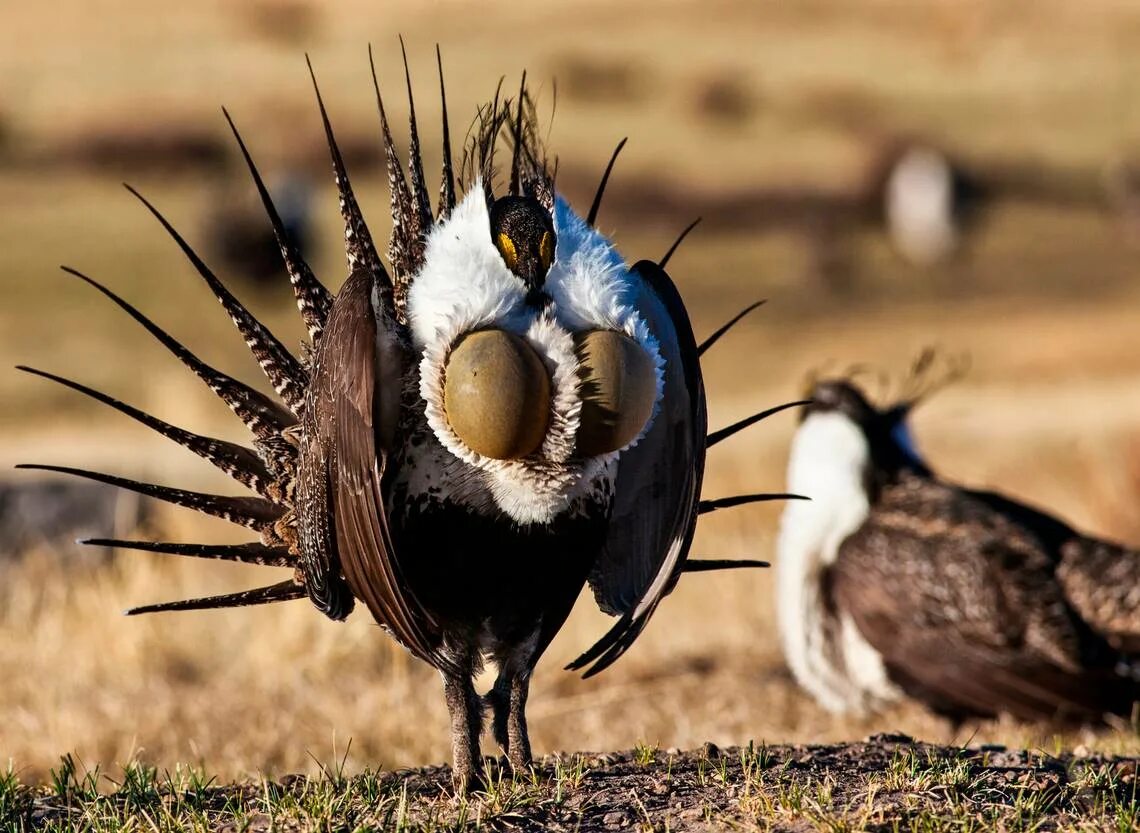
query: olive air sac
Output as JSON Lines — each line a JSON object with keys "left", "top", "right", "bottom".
{"left": 442, "top": 329, "right": 551, "bottom": 460}
{"left": 574, "top": 330, "right": 657, "bottom": 457}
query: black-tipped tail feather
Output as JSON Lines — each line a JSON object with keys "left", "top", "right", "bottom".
{"left": 698, "top": 492, "right": 808, "bottom": 515}
{"left": 61, "top": 267, "right": 296, "bottom": 441}
{"left": 17, "top": 366, "right": 274, "bottom": 499}
{"left": 125, "top": 579, "right": 305, "bottom": 616}
{"left": 125, "top": 184, "right": 308, "bottom": 412}
{"left": 698, "top": 300, "right": 766, "bottom": 357}
{"left": 222, "top": 107, "right": 332, "bottom": 342}
{"left": 707, "top": 400, "right": 810, "bottom": 448}
{"left": 682, "top": 558, "right": 770, "bottom": 573}
{"left": 16, "top": 464, "right": 283, "bottom": 532}
{"left": 83, "top": 538, "right": 294, "bottom": 567}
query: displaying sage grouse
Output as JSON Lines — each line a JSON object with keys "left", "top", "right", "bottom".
{"left": 777, "top": 355, "right": 1140, "bottom": 724}
{"left": 20, "top": 47, "right": 792, "bottom": 789}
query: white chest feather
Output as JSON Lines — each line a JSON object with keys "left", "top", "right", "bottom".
{"left": 776, "top": 412, "right": 899, "bottom": 714}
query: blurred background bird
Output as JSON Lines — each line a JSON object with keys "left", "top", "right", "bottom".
{"left": 777, "top": 356, "right": 1139, "bottom": 724}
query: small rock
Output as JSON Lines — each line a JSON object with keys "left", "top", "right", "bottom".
{"left": 702, "top": 742, "right": 721, "bottom": 760}
{"left": 603, "top": 810, "right": 628, "bottom": 827}
{"left": 866, "top": 732, "right": 914, "bottom": 745}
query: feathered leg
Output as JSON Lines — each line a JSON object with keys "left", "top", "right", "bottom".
{"left": 507, "top": 675, "right": 532, "bottom": 772}
{"left": 488, "top": 637, "right": 537, "bottom": 773}
{"left": 442, "top": 654, "right": 483, "bottom": 793}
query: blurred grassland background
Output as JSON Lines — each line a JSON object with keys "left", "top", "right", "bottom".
{"left": 2, "top": 0, "right": 1140, "bottom": 782}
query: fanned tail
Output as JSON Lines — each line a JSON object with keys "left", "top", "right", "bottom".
{"left": 27, "top": 48, "right": 517, "bottom": 624}
{"left": 27, "top": 94, "right": 357, "bottom": 613}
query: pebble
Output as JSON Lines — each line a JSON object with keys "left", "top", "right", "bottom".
{"left": 603, "top": 810, "right": 628, "bottom": 827}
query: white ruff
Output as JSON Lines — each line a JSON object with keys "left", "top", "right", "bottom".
{"left": 777, "top": 411, "right": 899, "bottom": 714}
{"left": 408, "top": 185, "right": 529, "bottom": 350}
{"left": 407, "top": 187, "right": 659, "bottom": 525}
{"left": 546, "top": 195, "right": 666, "bottom": 454}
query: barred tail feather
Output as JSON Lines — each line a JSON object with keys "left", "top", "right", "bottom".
{"left": 17, "top": 366, "right": 274, "bottom": 498}
{"left": 367, "top": 44, "right": 421, "bottom": 303}
{"left": 125, "top": 579, "right": 306, "bottom": 615}
{"left": 125, "top": 185, "right": 308, "bottom": 412}
{"left": 436, "top": 45, "right": 456, "bottom": 219}
{"left": 83, "top": 538, "right": 294, "bottom": 567}
{"left": 307, "top": 55, "right": 388, "bottom": 285}
{"left": 222, "top": 107, "right": 333, "bottom": 342}
{"left": 61, "top": 267, "right": 296, "bottom": 440}
{"left": 16, "top": 464, "right": 284, "bottom": 532}
{"left": 399, "top": 36, "right": 434, "bottom": 236}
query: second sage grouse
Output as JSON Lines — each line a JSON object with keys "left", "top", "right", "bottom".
{"left": 20, "top": 46, "right": 792, "bottom": 789}
{"left": 777, "top": 354, "right": 1140, "bottom": 724}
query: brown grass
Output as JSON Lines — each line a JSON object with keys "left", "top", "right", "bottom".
{"left": 2, "top": 0, "right": 1140, "bottom": 791}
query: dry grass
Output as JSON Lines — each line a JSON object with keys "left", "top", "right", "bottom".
{"left": 2, "top": 0, "right": 1140, "bottom": 812}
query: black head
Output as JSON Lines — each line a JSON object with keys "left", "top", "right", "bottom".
{"left": 490, "top": 195, "right": 556, "bottom": 302}
{"left": 805, "top": 378, "right": 928, "bottom": 478}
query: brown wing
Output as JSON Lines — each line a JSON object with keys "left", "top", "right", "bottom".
{"left": 567, "top": 259, "right": 706, "bottom": 678}
{"left": 831, "top": 476, "right": 1138, "bottom": 721}
{"left": 298, "top": 268, "right": 451, "bottom": 672}
{"left": 1058, "top": 537, "right": 1140, "bottom": 653}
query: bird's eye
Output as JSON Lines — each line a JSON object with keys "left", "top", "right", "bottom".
{"left": 496, "top": 232, "right": 518, "bottom": 272}
{"left": 539, "top": 231, "right": 555, "bottom": 271}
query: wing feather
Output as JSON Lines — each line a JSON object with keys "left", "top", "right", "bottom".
{"left": 567, "top": 259, "right": 705, "bottom": 677}
{"left": 831, "top": 479, "right": 1138, "bottom": 721}
{"left": 298, "top": 269, "right": 452, "bottom": 672}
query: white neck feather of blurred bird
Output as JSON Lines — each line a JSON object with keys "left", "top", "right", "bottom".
{"left": 403, "top": 185, "right": 663, "bottom": 525}
{"left": 777, "top": 411, "right": 888, "bottom": 714}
